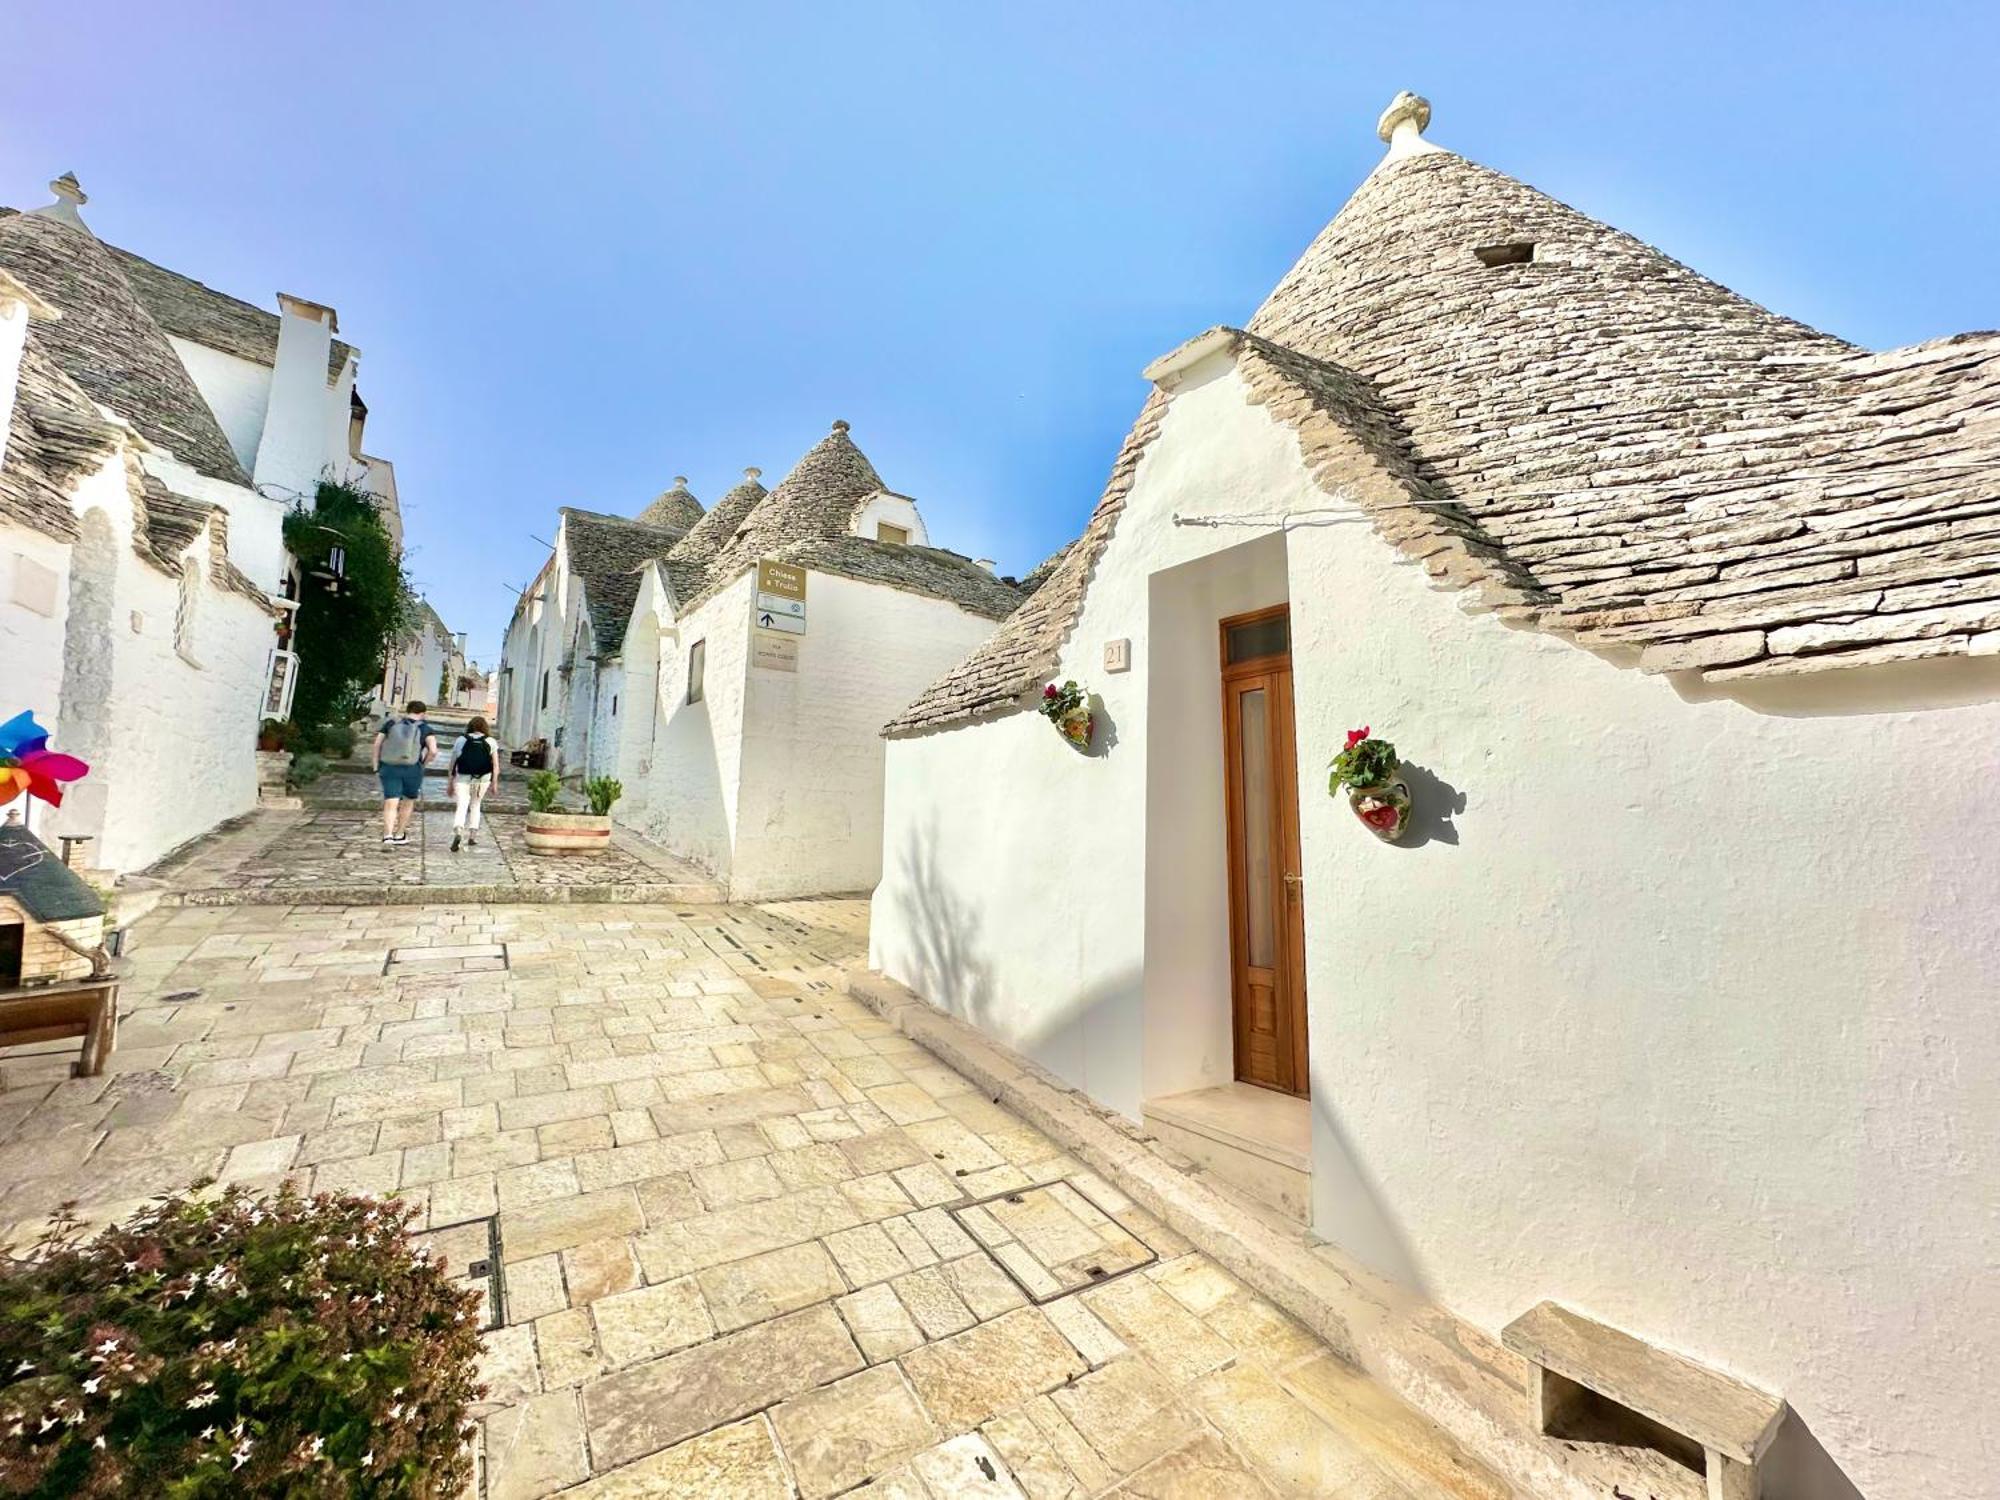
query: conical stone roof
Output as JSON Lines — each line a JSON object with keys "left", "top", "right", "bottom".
{"left": 634, "top": 477, "right": 703, "bottom": 534}
{"left": 0, "top": 209, "right": 249, "bottom": 485}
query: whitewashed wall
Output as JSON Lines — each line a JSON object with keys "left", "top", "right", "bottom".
{"left": 143, "top": 453, "right": 289, "bottom": 595}
{"left": 1, "top": 527, "right": 70, "bottom": 718}
{"left": 871, "top": 359, "right": 2000, "bottom": 1500}
{"left": 732, "top": 573, "right": 1001, "bottom": 901}
{"left": 627, "top": 574, "right": 754, "bottom": 880}
{"left": 850, "top": 493, "right": 929, "bottom": 546}
{"left": 168, "top": 339, "right": 272, "bottom": 475}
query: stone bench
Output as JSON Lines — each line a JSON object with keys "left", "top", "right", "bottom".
{"left": 1502, "top": 1301, "right": 1785, "bottom": 1500}
{"left": 0, "top": 978, "right": 120, "bottom": 1077}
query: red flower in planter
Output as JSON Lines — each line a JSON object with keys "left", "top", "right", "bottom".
{"left": 1044, "top": 684, "right": 1059, "bottom": 700}
{"left": 1345, "top": 726, "right": 1371, "bottom": 749}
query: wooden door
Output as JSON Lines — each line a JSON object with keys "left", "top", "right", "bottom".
{"left": 1220, "top": 606, "right": 1309, "bottom": 1096}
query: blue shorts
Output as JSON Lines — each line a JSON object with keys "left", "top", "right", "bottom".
{"left": 378, "top": 763, "right": 425, "bottom": 801}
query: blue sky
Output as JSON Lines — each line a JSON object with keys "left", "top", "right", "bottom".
{"left": 5, "top": 2, "right": 1995, "bottom": 666}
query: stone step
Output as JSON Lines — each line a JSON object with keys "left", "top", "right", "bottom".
{"left": 1144, "top": 1083, "right": 1309, "bottom": 1224}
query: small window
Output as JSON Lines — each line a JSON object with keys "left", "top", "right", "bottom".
{"left": 611, "top": 694, "right": 619, "bottom": 717}
{"left": 688, "top": 640, "right": 706, "bottom": 703}
{"left": 539, "top": 670, "right": 549, "bottom": 710}
{"left": 877, "top": 522, "right": 910, "bottom": 546}
{"left": 1474, "top": 241, "right": 1534, "bottom": 267}
{"left": 1224, "top": 611, "right": 1289, "bottom": 664}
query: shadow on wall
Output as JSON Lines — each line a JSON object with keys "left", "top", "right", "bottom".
{"left": 1393, "top": 759, "right": 1466, "bottom": 848}
{"left": 1308, "top": 1090, "right": 1436, "bottom": 1300}
{"left": 1673, "top": 649, "right": 2000, "bottom": 719}
{"left": 889, "top": 815, "right": 997, "bottom": 1032}
{"left": 1764, "top": 1413, "right": 1868, "bottom": 1500}
{"left": 889, "top": 817, "right": 1146, "bottom": 1096}
{"left": 639, "top": 701, "right": 732, "bottom": 878}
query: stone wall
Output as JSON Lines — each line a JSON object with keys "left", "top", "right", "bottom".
{"left": 0, "top": 898, "right": 102, "bottom": 985}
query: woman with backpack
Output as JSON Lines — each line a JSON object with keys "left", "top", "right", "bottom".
{"left": 446, "top": 716, "right": 500, "bottom": 852}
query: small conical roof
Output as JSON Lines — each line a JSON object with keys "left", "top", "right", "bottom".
{"left": 670, "top": 467, "right": 767, "bottom": 566}
{"left": 634, "top": 476, "right": 703, "bottom": 534}
{"left": 689, "top": 422, "right": 887, "bottom": 606}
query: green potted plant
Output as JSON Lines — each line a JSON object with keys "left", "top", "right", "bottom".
{"left": 522, "top": 770, "right": 617, "bottom": 854}
{"left": 1329, "top": 726, "right": 1411, "bottom": 842}
{"left": 0, "top": 1183, "right": 482, "bottom": 1495}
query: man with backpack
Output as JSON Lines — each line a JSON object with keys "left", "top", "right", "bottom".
{"left": 445, "top": 716, "right": 500, "bottom": 853}
{"left": 372, "top": 700, "right": 437, "bottom": 846}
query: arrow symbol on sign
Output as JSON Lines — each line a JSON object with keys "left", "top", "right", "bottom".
{"left": 760, "top": 613, "right": 774, "bottom": 627}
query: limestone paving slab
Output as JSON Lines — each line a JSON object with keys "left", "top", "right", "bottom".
{"left": 0, "top": 895, "right": 1506, "bottom": 1499}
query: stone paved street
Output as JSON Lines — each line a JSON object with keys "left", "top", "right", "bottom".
{"left": 0, "top": 888, "right": 1506, "bottom": 1497}
{"left": 148, "top": 802, "right": 723, "bottom": 904}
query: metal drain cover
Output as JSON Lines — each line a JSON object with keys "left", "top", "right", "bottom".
{"left": 412, "top": 1215, "right": 505, "bottom": 1330}
{"left": 951, "top": 1179, "right": 1156, "bottom": 1303}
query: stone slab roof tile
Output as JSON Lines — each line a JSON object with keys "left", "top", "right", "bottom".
{"left": 0, "top": 339, "right": 119, "bottom": 541}
{"left": 0, "top": 210, "right": 249, "bottom": 485}
{"left": 102, "top": 238, "right": 354, "bottom": 381}
{"left": 561, "top": 508, "right": 684, "bottom": 652}
{"left": 633, "top": 478, "right": 703, "bottom": 534}
{"left": 891, "top": 125, "right": 2000, "bottom": 733}
{"left": 770, "top": 536, "right": 1025, "bottom": 620}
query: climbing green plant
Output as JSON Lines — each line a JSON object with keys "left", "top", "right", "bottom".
{"left": 283, "top": 477, "right": 415, "bottom": 736}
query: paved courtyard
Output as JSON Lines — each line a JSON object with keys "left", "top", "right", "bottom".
{"left": 149, "top": 787, "right": 723, "bottom": 903}
{"left": 0, "top": 887, "right": 1505, "bottom": 1498}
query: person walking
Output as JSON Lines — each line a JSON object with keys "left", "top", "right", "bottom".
{"left": 446, "top": 716, "right": 500, "bottom": 852}
{"left": 372, "top": 699, "right": 437, "bottom": 846}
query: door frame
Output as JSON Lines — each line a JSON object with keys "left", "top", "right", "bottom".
{"left": 1218, "top": 604, "right": 1309, "bottom": 1097}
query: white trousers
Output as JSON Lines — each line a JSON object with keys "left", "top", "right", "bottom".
{"left": 453, "top": 777, "right": 491, "bottom": 830}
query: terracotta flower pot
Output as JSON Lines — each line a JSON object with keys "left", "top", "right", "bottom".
{"left": 1347, "top": 773, "right": 1411, "bottom": 842}
{"left": 524, "top": 810, "right": 612, "bottom": 855}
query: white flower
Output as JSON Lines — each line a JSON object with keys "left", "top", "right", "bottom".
{"left": 201, "top": 1426, "right": 217, "bottom": 1440}
{"left": 187, "top": 1389, "right": 218, "bottom": 1409}
{"left": 12, "top": 1360, "right": 32, "bottom": 1375}
{"left": 93, "top": 1435, "right": 106, "bottom": 1449}
{"left": 81, "top": 1377, "right": 101, "bottom": 1395}
{"left": 94, "top": 1339, "right": 118, "bottom": 1356}
{"left": 361, "top": 1450, "right": 374, "bottom": 1467}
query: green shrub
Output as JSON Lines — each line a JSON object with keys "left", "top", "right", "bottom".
{"left": 312, "top": 723, "right": 357, "bottom": 759}
{"left": 525, "top": 770, "right": 563, "bottom": 813}
{"left": 0, "top": 1183, "right": 482, "bottom": 1497}
{"left": 288, "top": 752, "right": 329, "bottom": 788}
{"left": 583, "top": 776, "right": 623, "bottom": 817}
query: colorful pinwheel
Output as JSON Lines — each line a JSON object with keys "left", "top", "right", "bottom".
{"left": 0, "top": 711, "right": 90, "bottom": 808}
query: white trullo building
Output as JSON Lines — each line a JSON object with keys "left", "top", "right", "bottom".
{"left": 871, "top": 95, "right": 1999, "bottom": 1500}
{"left": 496, "top": 476, "right": 707, "bottom": 772}
{"left": 499, "top": 423, "right": 1025, "bottom": 897}
{"left": 0, "top": 173, "right": 401, "bottom": 870}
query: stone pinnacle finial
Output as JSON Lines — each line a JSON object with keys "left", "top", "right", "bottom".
{"left": 672, "top": 475, "right": 689, "bottom": 488}
{"left": 831, "top": 419, "right": 850, "bottom": 434}
{"left": 744, "top": 467, "right": 762, "bottom": 481}
{"left": 34, "top": 171, "right": 91, "bottom": 230}
{"left": 1376, "top": 92, "right": 1436, "bottom": 156}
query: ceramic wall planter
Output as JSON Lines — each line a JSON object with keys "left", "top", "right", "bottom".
{"left": 524, "top": 810, "right": 612, "bottom": 854}
{"left": 1348, "top": 774, "right": 1412, "bottom": 842}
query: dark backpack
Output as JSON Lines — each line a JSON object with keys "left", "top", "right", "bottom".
{"left": 455, "top": 735, "right": 494, "bottom": 778}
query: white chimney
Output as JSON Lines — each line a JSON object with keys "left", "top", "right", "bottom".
{"left": 974, "top": 558, "right": 997, "bottom": 574}
{"left": 252, "top": 293, "right": 338, "bottom": 500}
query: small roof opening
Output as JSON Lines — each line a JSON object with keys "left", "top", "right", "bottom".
{"left": 1474, "top": 241, "right": 1535, "bottom": 268}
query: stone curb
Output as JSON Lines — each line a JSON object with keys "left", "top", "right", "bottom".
{"left": 842, "top": 967, "right": 1701, "bottom": 1500}
{"left": 159, "top": 882, "right": 727, "bottom": 908}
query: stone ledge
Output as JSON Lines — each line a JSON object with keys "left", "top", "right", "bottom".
{"left": 842, "top": 966, "right": 1707, "bottom": 1500}
{"left": 160, "top": 882, "right": 727, "bottom": 908}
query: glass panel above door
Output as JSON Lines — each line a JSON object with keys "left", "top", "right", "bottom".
{"left": 1225, "top": 613, "right": 1289, "bottom": 665}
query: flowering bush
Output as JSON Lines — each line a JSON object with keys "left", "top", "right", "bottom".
{"left": 1328, "top": 725, "right": 1398, "bottom": 792}
{"left": 1039, "top": 681, "right": 1094, "bottom": 749}
{"left": 0, "top": 1184, "right": 483, "bottom": 1498}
